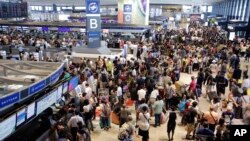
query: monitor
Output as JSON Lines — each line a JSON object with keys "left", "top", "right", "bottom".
{"left": 16, "top": 107, "right": 26, "bottom": 127}
{"left": 68, "top": 76, "right": 78, "bottom": 91}
{"left": 26, "top": 102, "right": 36, "bottom": 119}
{"left": 75, "top": 85, "right": 82, "bottom": 96}
{"left": 229, "top": 32, "right": 235, "bottom": 41}
{"left": 57, "top": 85, "right": 63, "bottom": 101}
{"left": 0, "top": 114, "right": 16, "bottom": 140}
{"left": 63, "top": 81, "right": 68, "bottom": 94}
{"left": 36, "top": 90, "right": 57, "bottom": 115}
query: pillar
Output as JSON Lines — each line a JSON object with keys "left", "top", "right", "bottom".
{"left": 117, "top": 0, "right": 150, "bottom": 25}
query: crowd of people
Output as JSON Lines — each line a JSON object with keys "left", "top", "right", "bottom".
{"left": 1, "top": 22, "right": 250, "bottom": 141}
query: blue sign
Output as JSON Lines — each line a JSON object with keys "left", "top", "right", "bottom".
{"left": 86, "top": 0, "right": 100, "bottom": 14}
{"left": 0, "top": 92, "right": 20, "bottom": 109}
{"left": 29, "top": 80, "right": 46, "bottom": 95}
{"left": 124, "top": 4, "right": 132, "bottom": 13}
{"left": 50, "top": 68, "right": 63, "bottom": 84}
{"left": 88, "top": 31, "right": 100, "bottom": 38}
{"left": 86, "top": 0, "right": 101, "bottom": 48}
{"left": 123, "top": 14, "right": 132, "bottom": 24}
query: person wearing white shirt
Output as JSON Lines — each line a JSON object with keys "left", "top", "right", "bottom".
{"left": 85, "top": 83, "right": 92, "bottom": 99}
{"left": 117, "top": 84, "right": 123, "bottom": 104}
{"left": 137, "top": 87, "right": 146, "bottom": 101}
{"left": 149, "top": 86, "right": 159, "bottom": 106}
{"left": 242, "top": 76, "right": 250, "bottom": 89}
{"left": 132, "top": 68, "right": 137, "bottom": 77}
{"left": 81, "top": 80, "right": 87, "bottom": 93}
{"left": 67, "top": 111, "right": 84, "bottom": 141}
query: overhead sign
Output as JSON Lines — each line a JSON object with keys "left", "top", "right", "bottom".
{"left": 124, "top": 4, "right": 132, "bottom": 13}
{"left": 86, "top": 0, "right": 100, "bottom": 14}
{"left": 0, "top": 92, "right": 20, "bottom": 109}
{"left": 50, "top": 68, "right": 63, "bottom": 84}
{"left": 123, "top": 14, "right": 132, "bottom": 24}
{"left": 29, "top": 80, "right": 46, "bottom": 95}
{"left": 86, "top": 0, "right": 101, "bottom": 48}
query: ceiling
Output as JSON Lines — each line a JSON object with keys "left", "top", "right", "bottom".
{"left": 25, "top": 0, "right": 224, "bottom": 6}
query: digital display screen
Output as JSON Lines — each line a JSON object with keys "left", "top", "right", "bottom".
{"left": 0, "top": 114, "right": 16, "bottom": 140}
{"left": 36, "top": 90, "right": 57, "bottom": 115}
{"left": 26, "top": 102, "right": 36, "bottom": 119}
{"left": 68, "top": 76, "right": 79, "bottom": 91}
{"left": 75, "top": 85, "right": 82, "bottom": 96}
{"left": 57, "top": 85, "right": 63, "bottom": 101}
{"left": 16, "top": 108, "right": 26, "bottom": 126}
{"left": 63, "top": 81, "right": 68, "bottom": 94}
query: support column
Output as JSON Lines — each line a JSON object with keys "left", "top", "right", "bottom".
{"left": 118, "top": 0, "right": 150, "bottom": 25}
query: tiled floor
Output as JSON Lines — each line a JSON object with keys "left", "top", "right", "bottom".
{"left": 90, "top": 59, "right": 247, "bottom": 141}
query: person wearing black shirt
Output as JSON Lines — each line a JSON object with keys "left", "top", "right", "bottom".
{"left": 196, "top": 68, "right": 204, "bottom": 91}
{"left": 167, "top": 108, "right": 177, "bottom": 141}
{"left": 232, "top": 66, "right": 242, "bottom": 81}
{"left": 215, "top": 71, "right": 228, "bottom": 97}
{"left": 185, "top": 105, "right": 198, "bottom": 140}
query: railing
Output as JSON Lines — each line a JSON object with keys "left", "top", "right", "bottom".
{"left": 0, "top": 61, "right": 65, "bottom": 111}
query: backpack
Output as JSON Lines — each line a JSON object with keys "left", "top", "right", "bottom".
{"left": 101, "top": 73, "right": 108, "bottom": 82}
{"left": 102, "top": 104, "right": 111, "bottom": 117}
{"left": 178, "top": 100, "right": 187, "bottom": 112}
{"left": 185, "top": 110, "right": 193, "bottom": 123}
{"left": 118, "top": 124, "right": 133, "bottom": 140}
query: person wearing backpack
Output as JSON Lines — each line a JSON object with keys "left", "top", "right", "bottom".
{"left": 100, "top": 98, "right": 111, "bottom": 130}
{"left": 165, "top": 82, "right": 175, "bottom": 110}
{"left": 137, "top": 106, "right": 150, "bottom": 141}
{"left": 77, "top": 122, "right": 91, "bottom": 141}
{"left": 118, "top": 116, "right": 135, "bottom": 141}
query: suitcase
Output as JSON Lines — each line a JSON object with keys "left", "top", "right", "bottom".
{"left": 111, "top": 112, "right": 120, "bottom": 125}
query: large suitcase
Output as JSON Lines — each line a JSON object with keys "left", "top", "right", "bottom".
{"left": 111, "top": 112, "right": 120, "bottom": 125}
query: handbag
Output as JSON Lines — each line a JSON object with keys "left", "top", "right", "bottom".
{"left": 210, "top": 111, "right": 218, "bottom": 124}
{"left": 137, "top": 113, "right": 149, "bottom": 130}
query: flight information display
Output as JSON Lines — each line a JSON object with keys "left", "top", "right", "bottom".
{"left": 0, "top": 2, "right": 28, "bottom": 18}
{"left": 16, "top": 108, "right": 26, "bottom": 126}
{"left": 26, "top": 102, "right": 36, "bottom": 119}
{"left": 36, "top": 90, "right": 57, "bottom": 115}
{"left": 0, "top": 114, "right": 16, "bottom": 140}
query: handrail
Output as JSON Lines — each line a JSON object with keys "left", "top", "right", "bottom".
{"left": 0, "top": 62, "right": 65, "bottom": 110}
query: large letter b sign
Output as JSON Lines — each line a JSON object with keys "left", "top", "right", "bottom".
{"left": 90, "top": 19, "right": 98, "bottom": 29}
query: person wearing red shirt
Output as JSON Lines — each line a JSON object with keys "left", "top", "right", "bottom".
{"left": 189, "top": 76, "right": 196, "bottom": 94}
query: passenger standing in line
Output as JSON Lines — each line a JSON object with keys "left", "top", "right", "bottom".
{"left": 167, "top": 107, "right": 177, "bottom": 141}
{"left": 138, "top": 106, "right": 150, "bottom": 141}
{"left": 152, "top": 96, "right": 164, "bottom": 127}
{"left": 67, "top": 111, "right": 84, "bottom": 141}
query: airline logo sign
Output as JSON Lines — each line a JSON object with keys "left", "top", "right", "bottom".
{"left": 123, "top": 4, "right": 132, "bottom": 24}
{"left": 86, "top": 0, "right": 99, "bottom": 14}
{"left": 124, "top": 4, "right": 132, "bottom": 13}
